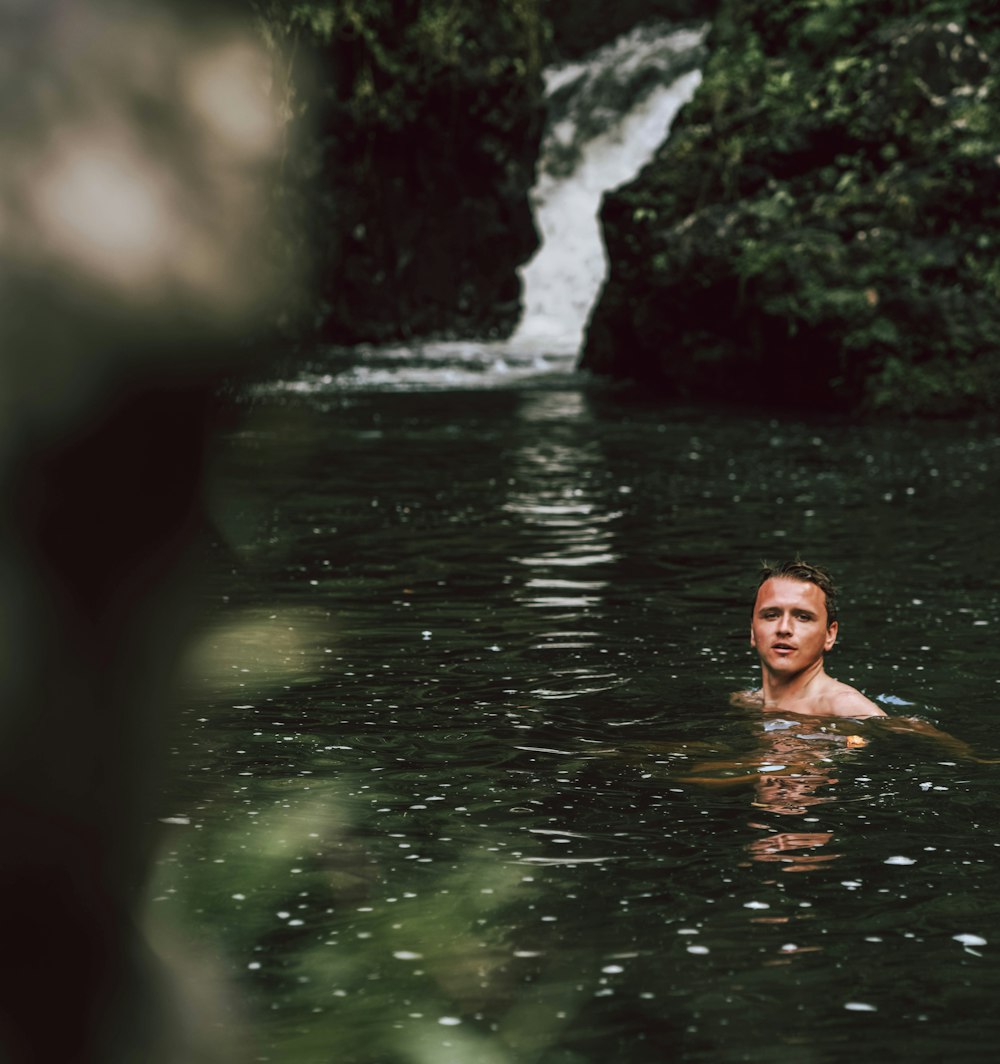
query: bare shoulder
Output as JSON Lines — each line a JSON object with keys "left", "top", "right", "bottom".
{"left": 828, "top": 681, "right": 886, "bottom": 718}
{"left": 729, "top": 688, "right": 763, "bottom": 709}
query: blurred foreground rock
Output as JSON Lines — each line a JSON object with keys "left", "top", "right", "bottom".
{"left": 0, "top": 2, "right": 293, "bottom": 1059}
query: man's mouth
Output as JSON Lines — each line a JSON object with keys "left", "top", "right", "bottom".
{"left": 772, "top": 643, "right": 795, "bottom": 653}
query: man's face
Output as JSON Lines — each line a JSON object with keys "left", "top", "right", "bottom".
{"left": 750, "top": 577, "right": 837, "bottom": 676}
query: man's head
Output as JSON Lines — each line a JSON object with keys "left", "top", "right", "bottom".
{"left": 753, "top": 559, "right": 838, "bottom": 627}
{"left": 750, "top": 560, "right": 839, "bottom": 677}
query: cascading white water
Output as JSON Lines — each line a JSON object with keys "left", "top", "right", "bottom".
{"left": 270, "top": 20, "right": 707, "bottom": 394}
{"left": 511, "top": 23, "right": 706, "bottom": 354}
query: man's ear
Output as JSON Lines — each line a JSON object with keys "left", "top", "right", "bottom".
{"left": 824, "top": 620, "right": 838, "bottom": 652}
{"left": 750, "top": 624, "right": 756, "bottom": 648}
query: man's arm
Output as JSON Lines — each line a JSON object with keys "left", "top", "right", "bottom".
{"left": 872, "top": 715, "right": 1000, "bottom": 762}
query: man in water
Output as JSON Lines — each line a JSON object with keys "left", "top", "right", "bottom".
{"left": 734, "top": 559, "right": 886, "bottom": 719}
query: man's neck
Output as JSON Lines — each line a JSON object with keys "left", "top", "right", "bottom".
{"left": 760, "top": 658, "right": 830, "bottom": 708}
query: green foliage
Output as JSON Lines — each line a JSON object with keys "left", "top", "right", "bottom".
{"left": 867, "top": 354, "right": 988, "bottom": 415}
{"left": 800, "top": 0, "right": 869, "bottom": 52}
{"left": 589, "top": 0, "right": 1000, "bottom": 415}
{"left": 253, "top": 0, "right": 547, "bottom": 128}
{"left": 250, "top": 0, "right": 548, "bottom": 342}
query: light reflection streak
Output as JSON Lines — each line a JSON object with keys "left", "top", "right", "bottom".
{"left": 514, "top": 746, "right": 604, "bottom": 757}
{"left": 523, "top": 596, "right": 602, "bottom": 609}
{"left": 506, "top": 391, "right": 624, "bottom": 693}
{"left": 516, "top": 553, "right": 617, "bottom": 568}
{"left": 525, "top": 578, "right": 607, "bottom": 589}
{"left": 513, "top": 856, "right": 624, "bottom": 865}
{"left": 530, "top": 674, "right": 626, "bottom": 698}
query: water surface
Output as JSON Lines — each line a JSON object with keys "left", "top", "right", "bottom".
{"left": 158, "top": 377, "right": 1000, "bottom": 1062}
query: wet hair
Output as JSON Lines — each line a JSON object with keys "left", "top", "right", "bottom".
{"left": 754, "top": 558, "right": 838, "bottom": 626}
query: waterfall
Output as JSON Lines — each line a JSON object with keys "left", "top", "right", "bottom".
{"left": 268, "top": 21, "right": 707, "bottom": 394}
{"left": 511, "top": 22, "right": 706, "bottom": 354}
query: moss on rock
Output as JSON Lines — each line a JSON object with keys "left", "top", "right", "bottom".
{"left": 582, "top": 2, "right": 1000, "bottom": 415}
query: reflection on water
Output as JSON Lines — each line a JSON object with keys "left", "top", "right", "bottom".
{"left": 747, "top": 828, "right": 838, "bottom": 873}
{"left": 163, "top": 384, "right": 1000, "bottom": 1062}
{"left": 506, "top": 392, "right": 626, "bottom": 706}
{"left": 507, "top": 393, "right": 618, "bottom": 601}
{"left": 181, "top": 606, "right": 339, "bottom": 693}
{"left": 676, "top": 714, "right": 867, "bottom": 873}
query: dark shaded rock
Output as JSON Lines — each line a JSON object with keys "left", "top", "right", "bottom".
{"left": 315, "top": 77, "right": 544, "bottom": 343}
{"left": 269, "top": 1, "right": 548, "bottom": 344}
{"left": 545, "top": 0, "right": 718, "bottom": 60}
{"left": 582, "top": 5, "right": 1000, "bottom": 415}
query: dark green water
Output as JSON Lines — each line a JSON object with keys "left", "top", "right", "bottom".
{"left": 157, "top": 380, "right": 1000, "bottom": 1062}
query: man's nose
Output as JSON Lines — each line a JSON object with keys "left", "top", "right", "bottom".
{"left": 776, "top": 614, "right": 792, "bottom": 634}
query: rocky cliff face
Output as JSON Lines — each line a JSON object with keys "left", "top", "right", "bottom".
{"left": 268, "top": 1, "right": 548, "bottom": 345}
{"left": 582, "top": 3, "right": 1000, "bottom": 415}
